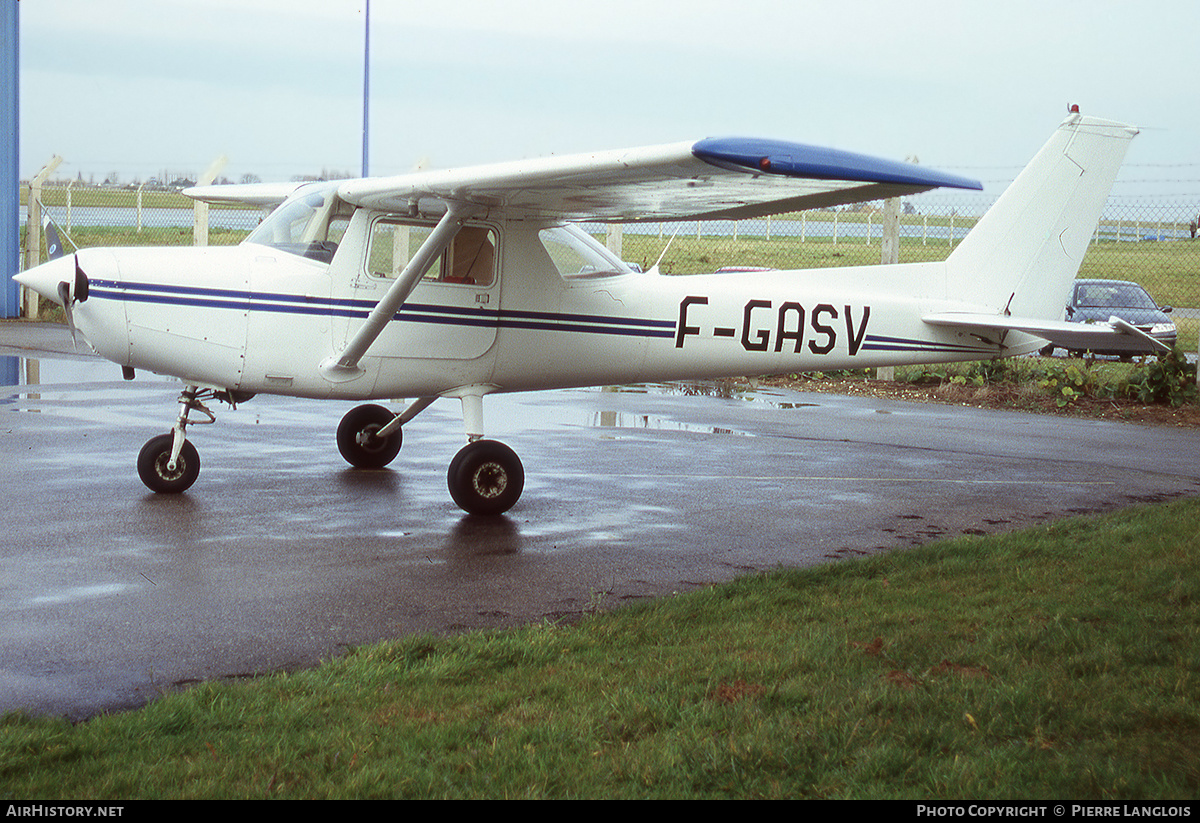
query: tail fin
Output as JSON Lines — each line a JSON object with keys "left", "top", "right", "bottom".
{"left": 946, "top": 114, "right": 1137, "bottom": 320}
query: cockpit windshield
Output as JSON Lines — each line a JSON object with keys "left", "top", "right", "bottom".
{"left": 245, "top": 182, "right": 350, "bottom": 263}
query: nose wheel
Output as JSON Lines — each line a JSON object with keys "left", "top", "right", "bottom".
{"left": 137, "top": 434, "right": 200, "bottom": 493}
{"left": 137, "top": 385, "right": 219, "bottom": 494}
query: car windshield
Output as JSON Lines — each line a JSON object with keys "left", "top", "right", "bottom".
{"left": 245, "top": 182, "right": 349, "bottom": 263}
{"left": 1075, "top": 282, "right": 1159, "bottom": 310}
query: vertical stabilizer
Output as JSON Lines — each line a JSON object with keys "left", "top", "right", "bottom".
{"left": 946, "top": 115, "right": 1137, "bottom": 320}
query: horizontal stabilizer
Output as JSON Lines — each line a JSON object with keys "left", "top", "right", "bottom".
{"left": 1108, "top": 316, "right": 1172, "bottom": 351}
{"left": 923, "top": 312, "right": 1170, "bottom": 352}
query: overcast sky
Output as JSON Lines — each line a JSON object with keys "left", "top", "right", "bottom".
{"left": 16, "top": 0, "right": 1200, "bottom": 199}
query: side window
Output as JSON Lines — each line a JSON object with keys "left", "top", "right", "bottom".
{"left": 537, "top": 225, "right": 630, "bottom": 280}
{"left": 368, "top": 220, "right": 496, "bottom": 287}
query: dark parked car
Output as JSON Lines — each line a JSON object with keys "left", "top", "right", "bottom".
{"left": 1040, "top": 278, "right": 1176, "bottom": 358}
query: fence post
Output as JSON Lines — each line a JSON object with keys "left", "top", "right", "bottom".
{"left": 605, "top": 223, "right": 623, "bottom": 257}
{"left": 24, "top": 155, "right": 61, "bottom": 269}
{"left": 192, "top": 155, "right": 227, "bottom": 247}
{"left": 23, "top": 156, "right": 62, "bottom": 317}
{"left": 881, "top": 197, "right": 900, "bottom": 265}
{"left": 876, "top": 196, "right": 901, "bottom": 381}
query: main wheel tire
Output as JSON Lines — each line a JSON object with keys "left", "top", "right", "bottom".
{"left": 447, "top": 440, "right": 524, "bottom": 516}
{"left": 337, "top": 404, "right": 402, "bottom": 468}
{"left": 137, "top": 433, "right": 200, "bottom": 494}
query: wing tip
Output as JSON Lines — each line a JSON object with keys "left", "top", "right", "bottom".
{"left": 692, "top": 136, "right": 982, "bottom": 192}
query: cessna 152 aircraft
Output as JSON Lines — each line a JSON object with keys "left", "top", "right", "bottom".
{"left": 15, "top": 113, "right": 1146, "bottom": 515}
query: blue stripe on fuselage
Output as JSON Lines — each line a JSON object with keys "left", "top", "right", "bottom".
{"left": 87, "top": 280, "right": 677, "bottom": 339}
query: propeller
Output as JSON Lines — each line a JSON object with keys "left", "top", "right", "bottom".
{"left": 57, "top": 255, "right": 90, "bottom": 347}
{"left": 42, "top": 215, "right": 64, "bottom": 260}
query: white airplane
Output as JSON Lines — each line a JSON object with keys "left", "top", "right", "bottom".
{"left": 15, "top": 113, "right": 1143, "bottom": 515}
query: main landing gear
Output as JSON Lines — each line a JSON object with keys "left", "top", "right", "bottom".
{"left": 336, "top": 403, "right": 403, "bottom": 468}
{"left": 445, "top": 439, "right": 524, "bottom": 517}
{"left": 137, "top": 389, "right": 525, "bottom": 516}
{"left": 335, "top": 398, "right": 524, "bottom": 517}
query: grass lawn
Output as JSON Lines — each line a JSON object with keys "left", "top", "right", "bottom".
{"left": 3, "top": 498, "right": 1197, "bottom": 800}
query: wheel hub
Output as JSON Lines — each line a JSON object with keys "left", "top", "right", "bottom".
{"left": 471, "top": 462, "right": 508, "bottom": 499}
{"left": 356, "top": 425, "right": 384, "bottom": 452}
{"left": 153, "top": 454, "right": 186, "bottom": 481}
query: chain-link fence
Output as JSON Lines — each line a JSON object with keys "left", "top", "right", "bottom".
{"left": 22, "top": 185, "right": 262, "bottom": 252}
{"left": 18, "top": 183, "right": 1200, "bottom": 350}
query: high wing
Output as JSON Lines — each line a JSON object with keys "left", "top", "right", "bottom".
{"left": 335, "top": 137, "right": 982, "bottom": 222}
{"left": 183, "top": 181, "right": 304, "bottom": 208}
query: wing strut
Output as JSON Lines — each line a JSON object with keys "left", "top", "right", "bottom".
{"left": 320, "top": 205, "right": 473, "bottom": 383}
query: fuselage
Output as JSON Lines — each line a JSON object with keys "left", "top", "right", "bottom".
{"left": 18, "top": 206, "right": 1008, "bottom": 403}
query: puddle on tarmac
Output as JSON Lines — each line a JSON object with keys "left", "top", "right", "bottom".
{"left": 590, "top": 409, "right": 751, "bottom": 436}
{"left": 588, "top": 381, "right": 817, "bottom": 435}
{"left": 2, "top": 354, "right": 131, "bottom": 388}
{"left": 604, "top": 380, "right": 818, "bottom": 407}
{"left": 26, "top": 582, "right": 135, "bottom": 607}
{"left": 1, "top": 353, "right": 175, "bottom": 411}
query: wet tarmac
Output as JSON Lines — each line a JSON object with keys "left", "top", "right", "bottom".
{"left": 2, "top": 320, "right": 1199, "bottom": 719}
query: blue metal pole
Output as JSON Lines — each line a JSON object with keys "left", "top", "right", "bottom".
{"left": 361, "top": 0, "right": 370, "bottom": 178}
{"left": 2, "top": 0, "right": 19, "bottom": 318}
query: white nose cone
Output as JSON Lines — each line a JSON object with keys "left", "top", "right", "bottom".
{"left": 13, "top": 254, "right": 77, "bottom": 306}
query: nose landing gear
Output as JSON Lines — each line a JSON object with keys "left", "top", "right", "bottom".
{"left": 136, "top": 385, "right": 219, "bottom": 494}
{"left": 137, "top": 433, "right": 200, "bottom": 494}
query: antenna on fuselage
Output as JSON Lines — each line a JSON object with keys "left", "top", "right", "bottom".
{"left": 646, "top": 227, "right": 680, "bottom": 275}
